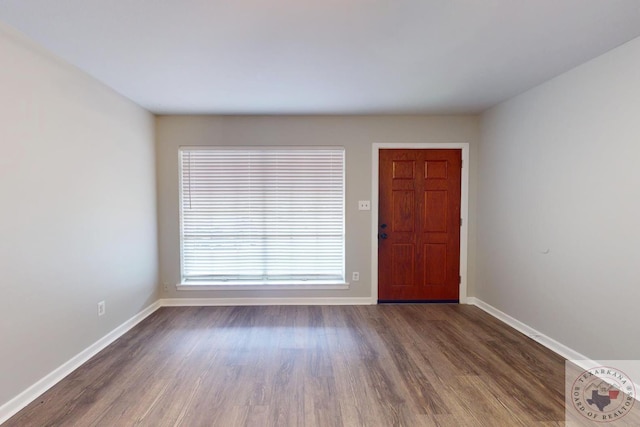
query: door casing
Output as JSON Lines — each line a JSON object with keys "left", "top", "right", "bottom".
{"left": 371, "top": 143, "right": 470, "bottom": 304}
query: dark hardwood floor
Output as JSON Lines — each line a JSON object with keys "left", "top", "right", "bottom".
{"left": 1, "top": 305, "right": 601, "bottom": 426}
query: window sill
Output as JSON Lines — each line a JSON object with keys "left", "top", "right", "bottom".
{"left": 176, "top": 281, "right": 350, "bottom": 291}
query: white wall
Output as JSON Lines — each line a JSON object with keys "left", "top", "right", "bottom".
{"left": 156, "top": 115, "right": 479, "bottom": 301}
{"left": 478, "top": 37, "right": 640, "bottom": 359}
{"left": 0, "top": 24, "right": 159, "bottom": 407}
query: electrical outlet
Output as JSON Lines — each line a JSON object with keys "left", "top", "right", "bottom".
{"left": 163, "top": 283, "right": 169, "bottom": 292}
{"left": 358, "top": 200, "right": 371, "bottom": 211}
{"left": 352, "top": 272, "right": 360, "bottom": 281}
{"left": 97, "top": 301, "right": 106, "bottom": 317}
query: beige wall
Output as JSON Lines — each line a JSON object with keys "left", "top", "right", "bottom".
{"left": 478, "top": 36, "right": 640, "bottom": 359}
{"left": 0, "top": 24, "right": 158, "bottom": 408}
{"left": 156, "top": 115, "right": 479, "bottom": 300}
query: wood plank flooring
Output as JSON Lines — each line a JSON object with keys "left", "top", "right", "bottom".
{"left": 0, "top": 305, "right": 605, "bottom": 426}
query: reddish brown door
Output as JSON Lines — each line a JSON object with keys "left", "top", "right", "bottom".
{"left": 378, "top": 149, "right": 461, "bottom": 302}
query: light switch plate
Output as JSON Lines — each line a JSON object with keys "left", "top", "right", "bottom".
{"left": 358, "top": 200, "right": 371, "bottom": 210}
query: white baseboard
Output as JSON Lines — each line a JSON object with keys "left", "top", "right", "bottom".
{"left": 0, "top": 301, "right": 161, "bottom": 425}
{"left": 467, "top": 297, "right": 589, "bottom": 361}
{"left": 468, "top": 297, "right": 640, "bottom": 404}
{"left": 160, "top": 297, "right": 376, "bottom": 306}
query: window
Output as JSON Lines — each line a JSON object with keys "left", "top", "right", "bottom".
{"left": 179, "top": 146, "right": 345, "bottom": 286}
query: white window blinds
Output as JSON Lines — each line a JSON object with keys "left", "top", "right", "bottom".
{"left": 179, "top": 147, "right": 345, "bottom": 283}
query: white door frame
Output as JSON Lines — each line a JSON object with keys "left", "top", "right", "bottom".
{"left": 371, "top": 143, "right": 470, "bottom": 304}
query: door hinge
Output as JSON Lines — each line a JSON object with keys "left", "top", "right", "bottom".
{"left": 460, "top": 218, "right": 463, "bottom": 226}
{"left": 459, "top": 275, "right": 462, "bottom": 284}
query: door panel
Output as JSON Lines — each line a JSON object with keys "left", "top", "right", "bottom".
{"left": 425, "top": 160, "right": 448, "bottom": 179}
{"left": 378, "top": 149, "right": 461, "bottom": 302}
{"left": 392, "top": 191, "right": 415, "bottom": 232}
{"left": 424, "top": 190, "right": 448, "bottom": 232}
{"left": 392, "top": 244, "right": 415, "bottom": 287}
{"left": 424, "top": 243, "right": 447, "bottom": 285}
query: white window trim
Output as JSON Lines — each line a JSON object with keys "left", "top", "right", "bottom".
{"left": 176, "top": 281, "right": 350, "bottom": 291}
{"left": 178, "top": 145, "right": 347, "bottom": 290}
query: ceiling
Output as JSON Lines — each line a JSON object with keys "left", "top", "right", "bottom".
{"left": 1, "top": 1, "right": 639, "bottom": 115}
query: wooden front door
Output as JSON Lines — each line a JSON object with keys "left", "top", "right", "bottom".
{"left": 378, "top": 149, "right": 462, "bottom": 302}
